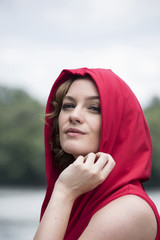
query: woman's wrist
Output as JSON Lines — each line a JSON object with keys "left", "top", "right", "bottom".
{"left": 51, "top": 181, "right": 76, "bottom": 205}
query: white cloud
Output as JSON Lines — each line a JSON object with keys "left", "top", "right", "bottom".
{"left": 0, "top": 0, "right": 160, "bottom": 107}
{"left": 0, "top": 42, "right": 159, "bottom": 107}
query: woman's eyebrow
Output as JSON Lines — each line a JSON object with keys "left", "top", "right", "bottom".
{"left": 63, "top": 96, "right": 74, "bottom": 101}
{"left": 86, "top": 96, "right": 100, "bottom": 100}
{"left": 64, "top": 96, "right": 100, "bottom": 101}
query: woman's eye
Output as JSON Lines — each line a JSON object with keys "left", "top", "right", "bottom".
{"left": 88, "top": 105, "right": 101, "bottom": 113}
{"left": 62, "top": 103, "right": 74, "bottom": 110}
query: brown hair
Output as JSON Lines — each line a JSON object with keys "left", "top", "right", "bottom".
{"left": 46, "top": 78, "right": 75, "bottom": 170}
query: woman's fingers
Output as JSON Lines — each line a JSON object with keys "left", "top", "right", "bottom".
{"left": 95, "top": 152, "right": 109, "bottom": 169}
{"left": 74, "top": 155, "right": 85, "bottom": 164}
{"left": 84, "top": 152, "right": 97, "bottom": 165}
{"left": 74, "top": 152, "right": 115, "bottom": 176}
{"left": 97, "top": 153, "right": 115, "bottom": 178}
{"left": 94, "top": 152, "right": 116, "bottom": 180}
{"left": 74, "top": 153, "right": 97, "bottom": 166}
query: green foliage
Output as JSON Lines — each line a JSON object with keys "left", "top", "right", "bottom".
{"left": 143, "top": 97, "right": 160, "bottom": 189}
{"left": 0, "top": 86, "right": 46, "bottom": 186}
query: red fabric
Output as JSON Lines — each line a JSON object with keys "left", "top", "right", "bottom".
{"left": 40, "top": 68, "right": 160, "bottom": 239}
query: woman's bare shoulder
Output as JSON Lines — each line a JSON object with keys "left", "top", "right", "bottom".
{"left": 79, "top": 195, "right": 157, "bottom": 240}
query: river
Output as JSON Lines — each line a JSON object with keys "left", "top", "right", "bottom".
{"left": 0, "top": 187, "right": 160, "bottom": 240}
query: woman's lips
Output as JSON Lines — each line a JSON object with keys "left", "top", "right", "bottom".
{"left": 65, "top": 128, "right": 86, "bottom": 137}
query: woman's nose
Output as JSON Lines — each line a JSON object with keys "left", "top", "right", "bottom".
{"left": 69, "top": 106, "right": 84, "bottom": 124}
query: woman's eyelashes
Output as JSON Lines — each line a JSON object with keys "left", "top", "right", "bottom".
{"left": 88, "top": 105, "right": 101, "bottom": 113}
{"left": 62, "top": 103, "right": 75, "bottom": 110}
{"left": 62, "top": 102, "right": 101, "bottom": 113}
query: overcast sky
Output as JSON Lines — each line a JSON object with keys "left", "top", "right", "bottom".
{"left": 0, "top": 0, "right": 160, "bottom": 107}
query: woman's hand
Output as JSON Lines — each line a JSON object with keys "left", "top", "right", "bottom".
{"left": 54, "top": 152, "right": 116, "bottom": 201}
{"left": 34, "top": 153, "right": 115, "bottom": 240}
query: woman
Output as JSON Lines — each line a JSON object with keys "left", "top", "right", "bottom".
{"left": 34, "top": 68, "right": 160, "bottom": 239}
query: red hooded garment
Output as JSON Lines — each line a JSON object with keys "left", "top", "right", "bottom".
{"left": 40, "top": 68, "right": 160, "bottom": 239}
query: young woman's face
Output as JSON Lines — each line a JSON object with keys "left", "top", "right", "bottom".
{"left": 58, "top": 78, "right": 101, "bottom": 158}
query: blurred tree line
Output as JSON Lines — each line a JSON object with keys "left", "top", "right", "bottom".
{"left": 0, "top": 86, "right": 45, "bottom": 186}
{"left": 143, "top": 97, "right": 160, "bottom": 189}
{"left": 0, "top": 86, "right": 159, "bottom": 188}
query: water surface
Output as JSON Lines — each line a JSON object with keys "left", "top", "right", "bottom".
{"left": 0, "top": 187, "right": 159, "bottom": 240}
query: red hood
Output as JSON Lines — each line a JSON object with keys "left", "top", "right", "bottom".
{"left": 40, "top": 68, "right": 152, "bottom": 238}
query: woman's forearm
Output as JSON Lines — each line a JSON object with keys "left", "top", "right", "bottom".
{"left": 34, "top": 189, "right": 74, "bottom": 240}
